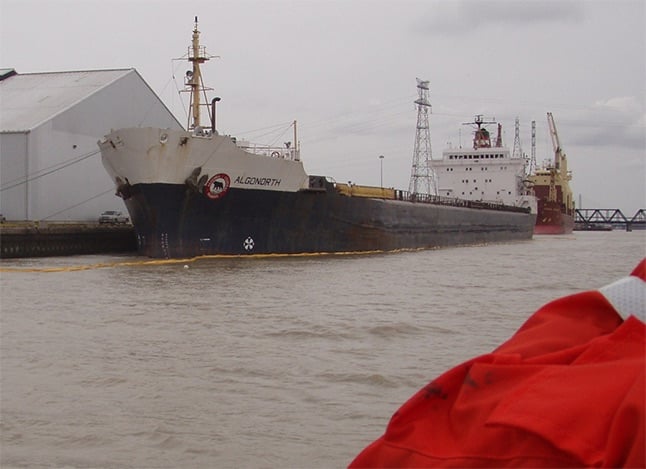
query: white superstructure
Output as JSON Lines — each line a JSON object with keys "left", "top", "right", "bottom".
{"left": 432, "top": 115, "right": 536, "bottom": 212}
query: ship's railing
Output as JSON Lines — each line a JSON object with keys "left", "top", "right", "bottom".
{"left": 394, "top": 190, "right": 531, "bottom": 214}
{"left": 236, "top": 142, "right": 300, "bottom": 161}
{"left": 332, "top": 180, "right": 530, "bottom": 214}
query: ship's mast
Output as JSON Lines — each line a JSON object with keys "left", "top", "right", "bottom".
{"left": 463, "top": 115, "right": 497, "bottom": 149}
{"left": 184, "top": 17, "right": 214, "bottom": 130}
{"left": 409, "top": 78, "right": 437, "bottom": 196}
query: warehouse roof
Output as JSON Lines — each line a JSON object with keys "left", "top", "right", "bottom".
{"left": 0, "top": 68, "right": 140, "bottom": 132}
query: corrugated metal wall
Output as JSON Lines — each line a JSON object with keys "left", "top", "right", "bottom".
{"left": 0, "top": 70, "right": 183, "bottom": 221}
{"left": 0, "top": 132, "right": 29, "bottom": 219}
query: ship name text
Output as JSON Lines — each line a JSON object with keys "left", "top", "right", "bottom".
{"left": 234, "top": 176, "right": 281, "bottom": 187}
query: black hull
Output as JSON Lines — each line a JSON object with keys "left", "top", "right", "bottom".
{"left": 123, "top": 181, "right": 535, "bottom": 258}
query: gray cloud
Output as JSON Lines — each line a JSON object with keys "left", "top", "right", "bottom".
{"left": 414, "top": 0, "right": 585, "bottom": 35}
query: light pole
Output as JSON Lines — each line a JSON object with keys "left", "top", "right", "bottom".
{"left": 379, "top": 155, "right": 385, "bottom": 188}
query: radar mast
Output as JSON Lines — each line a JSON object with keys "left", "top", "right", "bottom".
{"left": 181, "top": 17, "right": 215, "bottom": 130}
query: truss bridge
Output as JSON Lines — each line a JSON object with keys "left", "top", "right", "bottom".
{"left": 574, "top": 209, "right": 646, "bottom": 231}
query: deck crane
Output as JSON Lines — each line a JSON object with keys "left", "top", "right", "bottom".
{"left": 546, "top": 112, "right": 571, "bottom": 203}
{"left": 547, "top": 112, "right": 564, "bottom": 170}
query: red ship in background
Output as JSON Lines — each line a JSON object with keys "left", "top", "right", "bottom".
{"left": 528, "top": 112, "right": 574, "bottom": 234}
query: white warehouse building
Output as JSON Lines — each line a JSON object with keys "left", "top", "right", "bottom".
{"left": 0, "top": 68, "right": 182, "bottom": 221}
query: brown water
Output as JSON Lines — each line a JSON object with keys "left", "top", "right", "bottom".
{"left": 1, "top": 231, "right": 643, "bottom": 468}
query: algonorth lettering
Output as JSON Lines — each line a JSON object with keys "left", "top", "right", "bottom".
{"left": 234, "top": 176, "right": 281, "bottom": 187}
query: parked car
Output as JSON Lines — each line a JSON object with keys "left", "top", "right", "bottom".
{"left": 99, "top": 210, "right": 129, "bottom": 224}
{"left": 0, "top": 214, "right": 5, "bottom": 223}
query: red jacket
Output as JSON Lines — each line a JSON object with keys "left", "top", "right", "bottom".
{"left": 350, "top": 260, "right": 645, "bottom": 468}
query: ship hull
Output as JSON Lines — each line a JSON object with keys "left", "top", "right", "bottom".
{"left": 124, "top": 181, "right": 535, "bottom": 258}
{"left": 534, "top": 201, "right": 574, "bottom": 235}
{"left": 99, "top": 127, "right": 535, "bottom": 258}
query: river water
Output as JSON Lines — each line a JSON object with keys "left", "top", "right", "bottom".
{"left": 1, "top": 230, "right": 644, "bottom": 468}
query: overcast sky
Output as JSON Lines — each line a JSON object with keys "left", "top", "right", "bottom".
{"left": 1, "top": 0, "right": 644, "bottom": 213}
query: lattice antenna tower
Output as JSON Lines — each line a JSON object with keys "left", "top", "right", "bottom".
{"left": 408, "top": 78, "right": 437, "bottom": 195}
{"left": 512, "top": 116, "right": 522, "bottom": 159}
{"left": 529, "top": 120, "right": 537, "bottom": 174}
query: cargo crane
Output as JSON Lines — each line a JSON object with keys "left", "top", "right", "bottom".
{"left": 546, "top": 112, "right": 572, "bottom": 206}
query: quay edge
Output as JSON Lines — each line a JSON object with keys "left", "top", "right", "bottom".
{"left": 0, "top": 222, "right": 137, "bottom": 259}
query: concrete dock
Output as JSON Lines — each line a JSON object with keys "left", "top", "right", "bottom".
{"left": 0, "top": 221, "right": 137, "bottom": 259}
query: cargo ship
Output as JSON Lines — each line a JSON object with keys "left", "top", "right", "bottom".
{"left": 432, "top": 115, "right": 536, "bottom": 214}
{"left": 98, "top": 19, "right": 535, "bottom": 258}
{"left": 528, "top": 113, "right": 574, "bottom": 234}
